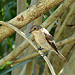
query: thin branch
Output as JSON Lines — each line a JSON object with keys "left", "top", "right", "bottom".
{"left": 1, "top": 22, "right": 56, "bottom": 75}
{"left": 56, "top": 32, "right": 75, "bottom": 47}
{"left": 47, "top": 19, "right": 57, "bottom": 31}
{"left": 14, "top": 49, "right": 47, "bottom": 63}
{"left": 55, "top": 18, "right": 61, "bottom": 33}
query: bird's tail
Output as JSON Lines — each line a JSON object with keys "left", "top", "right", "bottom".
{"left": 56, "top": 50, "right": 66, "bottom": 60}
{"left": 46, "top": 38, "right": 66, "bottom": 60}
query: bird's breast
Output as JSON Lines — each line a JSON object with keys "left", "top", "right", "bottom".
{"left": 34, "top": 33, "right": 51, "bottom": 49}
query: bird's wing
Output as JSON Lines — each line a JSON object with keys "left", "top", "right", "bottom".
{"left": 42, "top": 28, "right": 66, "bottom": 60}
{"left": 42, "top": 28, "right": 59, "bottom": 53}
{"left": 44, "top": 32, "right": 59, "bottom": 54}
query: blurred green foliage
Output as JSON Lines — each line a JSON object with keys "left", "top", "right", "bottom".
{"left": 0, "top": 61, "right": 14, "bottom": 69}
{"left": 0, "top": 0, "right": 17, "bottom": 21}
{"left": 0, "top": 0, "right": 17, "bottom": 56}
{"left": 0, "top": 0, "right": 17, "bottom": 74}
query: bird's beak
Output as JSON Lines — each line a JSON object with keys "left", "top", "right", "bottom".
{"left": 29, "top": 30, "right": 34, "bottom": 33}
{"left": 29, "top": 31, "right": 32, "bottom": 33}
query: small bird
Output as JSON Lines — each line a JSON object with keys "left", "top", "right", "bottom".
{"left": 29, "top": 25, "right": 66, "bottom": 60}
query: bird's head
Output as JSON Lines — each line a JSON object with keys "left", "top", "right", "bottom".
{"left": 29, "top": 25, "right": 42, "bottom": 33}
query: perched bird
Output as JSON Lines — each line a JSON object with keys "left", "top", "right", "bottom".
{"left": 29, "top": 25, "right": 66, "bottom": 60}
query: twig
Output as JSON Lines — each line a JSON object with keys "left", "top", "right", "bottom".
{"left": 1, "top": 21, "right": 56, "bottom": 75}
{"left": 14, "top": 49, "right": 47, "bottom": 63}
{"left": 56, "top": 32, "right": 75, "bottom": 47}
{"left": 47, "top": 19, "right": 57, "bottom": 31}
{"left": 55, "top": 18, "right": 61, "bottom": 33}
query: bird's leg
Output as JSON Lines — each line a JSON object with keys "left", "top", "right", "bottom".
{"left": 38, "top": 48, "right": 45, "bottom": 57}
{"left": 38, "top": 47, "right": 43, "bottom": 50}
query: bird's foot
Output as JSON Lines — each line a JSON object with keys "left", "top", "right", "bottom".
{"left": 38, "top": 47, "right": 43, "bottom": 50}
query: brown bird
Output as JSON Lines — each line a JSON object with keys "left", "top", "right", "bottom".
{"left": 29, "top": 25, "right": 66, "bottom": 60}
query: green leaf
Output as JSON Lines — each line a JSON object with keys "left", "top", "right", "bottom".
{"left": 0, "top": 61, "right": 14, "bottom": 69}
{"left": 0, "top": 59, "right": 34, "bottom": 75}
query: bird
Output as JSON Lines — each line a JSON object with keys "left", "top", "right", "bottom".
{"left": 29, "top": 25, "right": 66, "bottom": 60}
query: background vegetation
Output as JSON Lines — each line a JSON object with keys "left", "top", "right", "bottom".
{"left": 0, "top": 0, "right": 75, "bottom": 75}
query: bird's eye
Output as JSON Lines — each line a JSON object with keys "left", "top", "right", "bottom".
{"left": 34, "top": 28, "right": 36, "bottom": 30}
